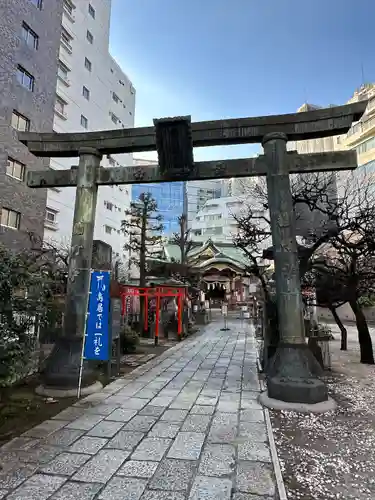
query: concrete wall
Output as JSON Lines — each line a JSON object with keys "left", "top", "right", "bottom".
{"left": 0, "top": 0, "right": 63, "bottom": 250}
{"left": 317, "top": 303, "right": 375, "bottom": 324}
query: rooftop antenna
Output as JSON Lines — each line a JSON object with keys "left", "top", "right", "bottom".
{"left": 361, "top": 63, "right": 366, "bottom": 87}
{"left": 303, "top": 86, "right": 308, "bottom": 104}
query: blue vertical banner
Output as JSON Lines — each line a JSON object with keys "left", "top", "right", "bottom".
{"left": 84, "top": 271, "right": 111, "bottom": 361}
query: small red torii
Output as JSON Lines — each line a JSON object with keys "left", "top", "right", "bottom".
{"left": 119, "top": 284, "right": 186, "bottom": 344}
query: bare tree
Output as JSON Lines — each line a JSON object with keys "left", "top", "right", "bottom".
{"left": 303, "top": 269, "right": 348, "bottom": 350}
{"left": 171, "top": 214, "right": 193, "bottom": 266}
{"left": 234, "top": 171, "right": 375, "bottom": 364}
{"left": 121, "top": 193, "right": 164, "bottom": 287}
{"left": 121, "top": 193, "right": 163, "bottom": 334}
{"left": 167, "top": 214, "right": 198, "bottom": 283}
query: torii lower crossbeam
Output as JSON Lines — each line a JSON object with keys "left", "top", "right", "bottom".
{"left": 27, "top": 150, "right": 357, "bottom": 188}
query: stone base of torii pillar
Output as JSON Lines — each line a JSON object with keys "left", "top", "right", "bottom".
{"left": 260, "top": 343, "right": 336, "bottom": 412}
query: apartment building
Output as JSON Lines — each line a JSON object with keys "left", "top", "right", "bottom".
{"left": 288, "top": 84, "right": 375, "bottom": 238}
{"left": 186, "top": 180, "right": 226, "bottom": 228}
{"left": 44, "top": 0, "right": 136, "bottom": 261}
{"left": 0, "top": 0, "right": 64, "bottom": 250}
{"left": 190, "top": 196, "right": 245, "bottom": 242}
{"left": 337, "top": 83, "right": 375, "bottom": 173}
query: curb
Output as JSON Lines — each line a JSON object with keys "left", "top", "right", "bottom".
{"left": 258, "top": 373, "right": 288, "bottom": 500}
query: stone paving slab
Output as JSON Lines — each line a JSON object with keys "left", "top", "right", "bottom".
{"left": 0, "top": 320, "right": 278, "bottom": 499}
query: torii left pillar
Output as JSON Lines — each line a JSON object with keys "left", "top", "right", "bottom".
{"left": 36, "top": 147, "right": 102, "bottom": 397}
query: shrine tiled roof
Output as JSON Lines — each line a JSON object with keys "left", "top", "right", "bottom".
{"left": 163, "top": 239, "right": 248, "bottom": 266}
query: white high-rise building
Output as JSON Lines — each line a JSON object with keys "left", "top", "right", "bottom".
{"left": 44, "top": 0, "right": 135, "bottom": 262}
{"left": 186, "top": 180, "right": 225, "bottom": 228}
{"left": 190, "top": 196, "right": 245, "bottom": 242}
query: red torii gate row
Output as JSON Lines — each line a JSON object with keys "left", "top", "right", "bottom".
{"left": 120, "top": 285, "right": 186, "bottom": 344}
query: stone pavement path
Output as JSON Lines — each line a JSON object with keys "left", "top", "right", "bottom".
{"left": 0, "top": 320, "right": 276, "bottom": 499}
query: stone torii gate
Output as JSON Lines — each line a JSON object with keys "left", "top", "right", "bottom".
{"left": 20, "top": 101, "right": 367, "bottom": 406}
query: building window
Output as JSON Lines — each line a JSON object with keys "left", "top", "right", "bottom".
{"left": 11, "top": 110, "right": 30, "bottom": 131}
{"left": 84, "top": 57, "right": 92, "bottom": 71}
{"left": 6, "top": 158, "right": 25, "bottom": 181}
{"left": 104, "top": 201, "right": 113, "bottom": 211}
{"left": 105, "top": 225, "right": 112, "bottom": 234}
{"left": 55, "top": 95, "right": 67, "bottom": 117}
{"left": 80, "top": 114, "right": 88, "bottom": 129}
{"left": 1, "top": 208, "right": 21, "bottom": 230}
{"left": 29, "top": 0, "right": 42, "bottom": 9}
{"left": 88, "top": 4, "right": 95, "bottom": 18}
{"left": 21, "top": 22, "right": 39, "bottom": 50}
{"left": 45, "top": 208, "right": 57, "bottom": 225}
{"left": 86, "top": 30, "right": 93, "bottom": 44}
{"left": 82, "top": 86, "right": 90, "bottom": 100}
{"left": 16, "top": 65, "right": 34, "bottom": 91}
{"left": 112, "top": 92, "right": 119, "bottom": 103}
{"left": 110, "top": 112, "right": 119, "bottom": 124}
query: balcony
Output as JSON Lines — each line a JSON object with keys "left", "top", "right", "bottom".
{"left": 60, "top": 38, "right": 72, "bottom": 54}
{"left": 344, "top": 115, "right": 375, "bottom": 147}
{"left": 367, "top": 97, "right": 375, "bottom": 116}
{"left": 60, "top": 26, "right": 73, "bottom": 55}
{"left": 54, "top": 107, "right": 67, "bottom": 120}
{"left": 57, "top": 72, "right": 71, "bottom": 87}
{"left": 54, "top": 94, "right": 68, "bottom": 120}
{"left": 63, "top": 4, "right": 76, "bottom": 23}
{"left": 44, "top": 219, "right": 58, "bottom": 231}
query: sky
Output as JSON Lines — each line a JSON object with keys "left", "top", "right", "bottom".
{"left": 109, "top": 0, "right": 375, "bottom": 161}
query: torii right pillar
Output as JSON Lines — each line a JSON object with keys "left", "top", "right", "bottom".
{"left": 260, "top": 132, "right": 332, "bottom": 409}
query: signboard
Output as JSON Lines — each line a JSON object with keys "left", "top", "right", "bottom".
{"left": 204, "top": 300, "right": 210, "bottom": 309}
{"left": 249, "top": 284, "right": 257, "bottom": 293}
{"left": 244, "top": 312, "right": 250, "bottom": 319}
{"left": 241, "top": 305, "right": 248, "bottom": 311}
{"left": 84, "top": 271, "right": 110, "bottom": 361}
{"left": 222, "top": 304, "right": 228, "bottom": 316}
{"left": 111, "top": 298, "right": 122, "bottom": 340}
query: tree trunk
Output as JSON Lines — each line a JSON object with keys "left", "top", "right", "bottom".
{"left": 349, "top": 300, "right": 374, "bottom": 364}
{"left": 329, "top": 306, "right": 347, "bottom": 351}
{"left": 139, "top": 208, "right": 147, "bottom": 336}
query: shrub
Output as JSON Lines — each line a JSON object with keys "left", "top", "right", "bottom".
{"left": 120, "top": 325, "right": 140, "bottom": 354}
{"left": 0, "top": 244, "right": 65, "bottom": 392}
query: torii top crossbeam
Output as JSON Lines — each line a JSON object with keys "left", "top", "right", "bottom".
{"left": 19, "top": 102, "right": 366, "bottom": 157}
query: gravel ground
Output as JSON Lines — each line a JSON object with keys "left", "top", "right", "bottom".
{"left": 270, "top": 324, "right": 375, "bottom": 500}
